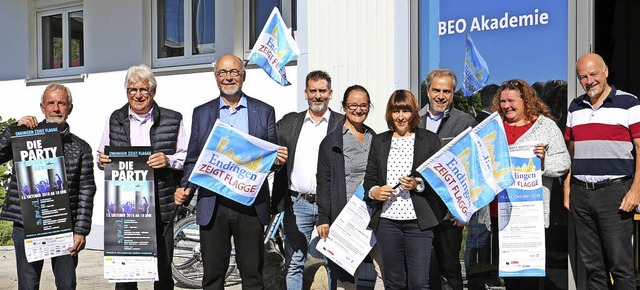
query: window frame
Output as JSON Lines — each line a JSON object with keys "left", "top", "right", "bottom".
{"left": 36, "top": 5, "right": 84, "bottom": 78}
{"left": 152, "top": 0, "right": 218, "bottom": 68}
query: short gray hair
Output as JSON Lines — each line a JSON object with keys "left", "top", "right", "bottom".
{"left": 41, "top": 83, "right": 73, "bottom": 106}
{"left": 124, "top": 64, "right": 157, "bottom": 91}
{"left": 425, "top": 69, "right": 458, "bottom": 90}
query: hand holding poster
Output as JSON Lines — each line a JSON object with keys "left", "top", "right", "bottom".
{"left": 316, "top": 186, "right": 376, "bottom": 275}
{"left": 10, "top": 123, "right": 73, "bottom": 262}
{"left": 103, "top": 146, "right": 158, "bottom": 283}
{"left": 498, "top": 142, "right": 545, "bottom": 277}
{"left": 188, "top": 120, "right": 279, "bottom": 205}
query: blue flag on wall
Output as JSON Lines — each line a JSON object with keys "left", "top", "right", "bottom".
{"left": 462, "top": 34, "right": 490, "bottom": 96}
{"left": 247, "top": 7, "right": 300, "bottom": 86}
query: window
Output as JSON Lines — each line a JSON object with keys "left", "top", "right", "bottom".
{"left": 245, "top": 0, "right": 296, "bottom": 54}
{"left": 38, "top": 7, "right": 84, "bottom": 77}
{"left": 152, "top": 0, "right": 296, "bottom": 68}
{"left": 154, "top": 0, "right": 216, "bottom": 67}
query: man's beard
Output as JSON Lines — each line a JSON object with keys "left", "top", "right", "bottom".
{"left": 308, "top": 100, "right": 328, "bottom": 113}
{"left": 46, "top": 115, "right": 66, "bottom": 124}
{"left": 220, "top": 85, "right": 240, "bottom": 96}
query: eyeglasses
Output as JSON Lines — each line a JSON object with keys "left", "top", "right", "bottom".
{"left": 346, "top": 103, "right": 370, "bottom": 111}
{"left": 127, "top": 87, "right": 151, "bottom": 96}
{"left": 500, "top": 80, "right": 523, "bottom": 90}
{"left": 216, "top": 69, "right": 243, "bottom": 78}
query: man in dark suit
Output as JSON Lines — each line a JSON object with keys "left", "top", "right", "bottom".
{"left": 174, "top": 54, "right": 288, "bottom": 290}
{"left": 418, "top": 69, "right": 477, "bottom": 290}
{"left": 272, "top": 70, "right": 343, "bottom": 289}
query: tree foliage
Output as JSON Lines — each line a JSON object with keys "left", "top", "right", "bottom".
{"left": 0, "top": 116, "right": 16, "bottom": 245}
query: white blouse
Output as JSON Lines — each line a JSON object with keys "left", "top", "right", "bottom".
{"left": 380, "top": 133, "right": 417, "bottom": 220}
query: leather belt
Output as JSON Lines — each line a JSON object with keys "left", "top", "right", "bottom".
{"left": 290, "top": 190, "right": 316, "bottom": 203}
{"left": 571, "top": 176, "right": 631, "bottom": 190}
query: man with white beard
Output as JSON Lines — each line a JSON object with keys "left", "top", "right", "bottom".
{"left": 0, "top": 83, "right": 96, "bottom": 289}
{"left": 175, "top": 54, "right": 288, "bottom": 290}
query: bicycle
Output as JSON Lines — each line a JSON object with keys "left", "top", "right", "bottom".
{"left": 171, "top": 207, "right": 285, "bottom": 289}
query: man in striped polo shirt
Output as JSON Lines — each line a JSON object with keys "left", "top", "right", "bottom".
{"left": 564, "top": 53, "right": 640, "bottom": 289}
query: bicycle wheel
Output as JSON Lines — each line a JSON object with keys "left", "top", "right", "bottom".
{"left": 171, "top": 215, "right": 240, "bottom": 288}
{"left": 172, "top": 215, "right": 203, "bottom": 289}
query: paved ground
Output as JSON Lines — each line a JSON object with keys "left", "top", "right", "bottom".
{"left": 0, "top": 246, "right": 328, "bottom": 290}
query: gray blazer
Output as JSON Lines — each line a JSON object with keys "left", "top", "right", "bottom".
{"left": 418, "top": 106, "right": 477, "bottom": 147}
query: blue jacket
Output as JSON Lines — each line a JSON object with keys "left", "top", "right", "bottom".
{"left": 182, "top": 94, "right": 278, "bottom": 226}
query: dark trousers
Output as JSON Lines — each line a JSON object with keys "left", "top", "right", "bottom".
{"left": 570, "top": 178, "right": 635, "bottom": 290}
{"left": 376, "top": 218, "right": 433, "bottom": 290}
{"left": 13, "top": 223, "right": 78, "bottom": 290}
{"left": 429, "top": 220, "right": 463, "bottom": 290}
{"left": 200, "top": 199, "right": 264, "bottom": 290}
{"left": 465, "top": 213, "right": 495, "bottom": 290}
{"left": 115, "top": 221, "right": 174, "bottom": 290}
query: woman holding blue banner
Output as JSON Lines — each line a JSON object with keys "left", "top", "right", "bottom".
{"left": 364, "top": 89, "right": 445, "bottom": 289}
{"left": 493, "top": 79, "right": 570, "bottom": 289}
{"left": 316, "top": 85, "right": 383, "bottom": 289}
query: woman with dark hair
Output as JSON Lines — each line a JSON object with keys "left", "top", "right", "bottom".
{"left": 492, "top": 79, "right": 570, "bottom": 289}
{"left": 364, "top": 89, "right": 445, "bottom": 289}
{"left": 316, "top": 84, "right": 383, "bottom": 289}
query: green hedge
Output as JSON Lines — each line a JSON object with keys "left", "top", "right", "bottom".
{"left": 0, "top": 220, "right": 12, "bottom": 246}
{"left": 0, "top": 116, "right": 16, "bottom": 246}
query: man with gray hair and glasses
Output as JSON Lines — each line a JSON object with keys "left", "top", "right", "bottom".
{"left": 174, "top": 54, "right": 288, "bottom": 290}
{"left": 97, "top": 64, "right": 188, "bottom": 290}
{"left": 0, "top": 83, "right": 96, "bottom": 289}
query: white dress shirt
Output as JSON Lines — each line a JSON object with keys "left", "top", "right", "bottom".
{"left": 289, "top": 109, "right": 331, "bottom": 195}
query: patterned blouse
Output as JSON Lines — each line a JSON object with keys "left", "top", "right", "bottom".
{"left": 380, "top": 133, "right": 417, "bottom": 220}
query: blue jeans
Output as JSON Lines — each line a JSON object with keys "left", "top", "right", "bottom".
{"left": 13, "top": 224, "right": 78, "bottom": 290}
{"left": 283, "top": 196, "right": 325, "bottom": 290}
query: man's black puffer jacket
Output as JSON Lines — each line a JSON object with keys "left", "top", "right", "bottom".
{"left": 0, "top": 122, "right": 96, "bottom": 236}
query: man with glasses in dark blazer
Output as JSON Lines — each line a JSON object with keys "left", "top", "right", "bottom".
{"left": 175, "top": 54, "right": 288, "bottom": 290}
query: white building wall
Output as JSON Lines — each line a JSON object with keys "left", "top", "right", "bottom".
{"left": 0, "top": 66, "right": 298, "bottom": 249}
{"left": 303, "top": 0, "right": 408, "bottom": 133}
{"left": 0, "top": 0, "right": 408, "bottom": 249}
{"left": 0, "top": 1, "right": 29, "bottom": 80}
{"left": 83, "top": 0, "right": 148, "bottom": 72}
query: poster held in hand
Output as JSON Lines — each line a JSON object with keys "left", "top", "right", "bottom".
{"left": 103, "top": 146, "right": 158, "bottom": 283}
{"left": 11, "top": 123, "right": 74, "bottom": 262}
